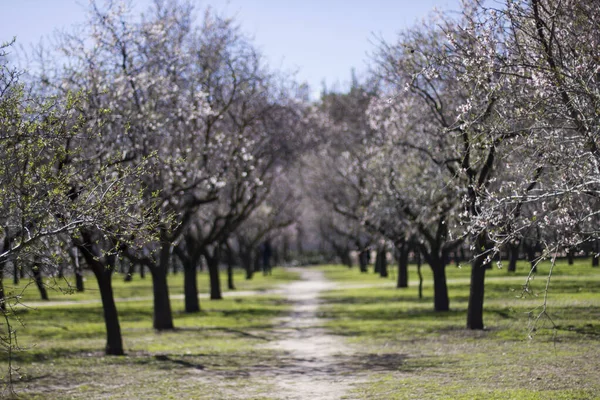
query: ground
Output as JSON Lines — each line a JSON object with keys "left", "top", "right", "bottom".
{"left": 1, "top": 261, "right": 599, "bottom": 399}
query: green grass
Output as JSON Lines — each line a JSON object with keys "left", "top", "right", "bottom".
{"left": 0, "top": 267, "right": 298, "bottom": 399}
{"left": 318, "top": 259, "right": 600, "bottom": 399}
{"left": 2, "top": 260, "right": 599, "bottom": 399}
{"left": 4, "top": 266, "right": 299, "bottom": 305}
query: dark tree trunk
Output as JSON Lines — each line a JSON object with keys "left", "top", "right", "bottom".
{"left": 183, "top": 260, "right": 200, "bottom": 313}
{"left": 93, "top": 259, "right": 124, "bottom": 355}
{"left": 526, "top": 244, "right": 537, "bottom": 273}
{"left": 74, "top": 235, "right": 124, "bottom": 355}
{"left": 431, "top": 262, "right": 449, "bottom": 311}
{"left": 123, "top": 259, "right": 135, "bottom": 282}
{"left": 567, "top": 249, "right": 574, "bottom": 265}
{"left": 421, "top": 244, "right": 449, "bottom": 311}
{"left": 226, "top": 246, "right": 235, "bottom": 290}
{"left": 243, "top": 251, "right": 253, "bottom": 280}
{"left": 73, "top": 248, "right": 84, "bottom": 292}
{"left": 396, "top": 241, "right": 409, "bottom": 288}
{"left": 507, "top": 240, "right": 519, "bottom": 273}
{"left": 32, "top": 262, "right": 49, "bottom": 301}
{"left": 140, "top": 263, "right": 146, "bottom": 279}
{"left": 466, "top": 235, "right": 490, "bottom": 330}
{"left": 416, "top": 250, "right": 423, "bottom": 300}
{"left": 151, "top": 242, "right": 175, "bottom": 330}
{"left": 206, "top": 249, "right": 223, "bottom": 300}
{"left": 253, "top": 249, "right": 261, "bottom": 273}
{"left": 374, "top": 250, "right": 381, "bottom": 274}
{"left": 358, "top": 250, "right": 369, "bottom": 273}
{"left": 12, "top": 258, "right": 18, "bottom": 285}
{"left": 378, "top": 247, "right": 388, "bottom": 278}
{"left": 0, "top": 263, "right": 6, "bottom": 312}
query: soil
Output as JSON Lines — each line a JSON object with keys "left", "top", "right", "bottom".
{"left": 265, "top": 269, "right": 364, "bottom": 400}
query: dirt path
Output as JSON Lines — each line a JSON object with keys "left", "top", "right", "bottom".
{"left": 266, "top": 268, "right": 362, "bottom": 400}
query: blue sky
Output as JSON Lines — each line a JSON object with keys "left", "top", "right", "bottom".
{"left": 2, "top": 0, "right": 461, "bottom": 98}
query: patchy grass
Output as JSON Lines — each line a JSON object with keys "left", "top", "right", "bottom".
{"left": 2, "top": 261, "right": 599, "bottom": 399}
{"left": 5, "top": 266, "right": 299, "bottom": 305}
{"left": 319, "top": 260, "right": 600, "bottom": 399}
{"left": 0, "top": 267, "right": 298, "bottom": 399}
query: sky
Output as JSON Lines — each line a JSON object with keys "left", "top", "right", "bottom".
{"left": 1, "top": 0, "right": 462, "bottom": 98}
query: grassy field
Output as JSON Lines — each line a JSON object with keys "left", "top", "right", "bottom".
{"left": 1, "top": 260, "right": 599, "bottom": 399}
{"left": 0, "top": 268, "right": 299, "bottom": 399}
{"left": 319, "top": 259, "right": 600, "bottom": 399}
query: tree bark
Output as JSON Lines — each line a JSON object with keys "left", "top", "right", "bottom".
{"left": 123, "top": 259, "right": 135, "bottom": 282}
{"left": 32, "top": 262, "right": 49, "bottom": 301}
{"left": 431, "top": 262, "right": 449, "bottom": 311}
{"left": 0, "top": 262, "right": 6, "bottom": 312}
{"left": 70, "top": 247, "right": 85, "bottom": 292}
{"left": 466, "top": 235, "right": 490, "bottom": 330}
{"left": 243, "top": 250, "right": 253, "bottom": 280}
{"left": 507, "top": 240, "right": 519, "bottom": 273}
{"left": 416, "top": 250, "right": 423, "bottom": 300}
{"left": 567, "top": 249, "right": 574, "bottom": 265}
{"left": 183, "top": 260, "right": 200, "bottom": 313}
{"left": 378, "top": 247, "right": 388, "bottom": 278}
{"left": 12, "top": 259, "right": 18, "bottom": 285}
{"left": 206, "top": 249, "right": 223, "bottom": 300}
{"left": 151, "top": 241, "right": 175, "bottom": 330}
{"left": 358, "top": 250, "right": 369, "bottom": 273}
{"left": 74, "top": 234, "right": 124, "bottom": 355}
{"left": 93, "top": 258, "right": 124, "bottom": 355}
{"left": 226, "top": 246, "right": 236, "bottom": 290}
{"left": 396, "top": 241, "right": 409, "bottom": 288}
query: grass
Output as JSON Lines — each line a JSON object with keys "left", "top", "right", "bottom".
{"left": 0, "top": 267, "right": 298, "bottom": 399}
{"left": 318, "top": 259, "right": 600, "bottom": 399}
{"left": 2, "top": 260, "right": 599, "bottom": 399}
{"left": 5, "top": 267, "right": 299, "bottom": 305}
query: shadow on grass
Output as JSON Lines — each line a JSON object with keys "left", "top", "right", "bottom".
{"left": 175, "top": 326, "right": 272, "bottom": 341}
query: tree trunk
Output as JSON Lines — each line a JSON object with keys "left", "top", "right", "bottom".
{"left": 151, "top": 242, "right": 175, "bottom": 330}
{"left": 74, "top": 248, "right": 85, "bottom": 292}
{"left": 593, "top": 241, "right": 599, "bottom": 267}
{"left": 466, "top": 235, "right": 490, "bottom": 330}
{"left": 358, "top": 250, "right": 368, "bottom": 273}
{"left": 396, "top": 241, "right": 409, "bottom": 288}
{"left": 140, "top": 263, "right": 146, "bottom": 279}
{"left": 378, "top": 247, "right": 388, "bottom": 278}
{"left": 526, "top": 244, "right": 537, "bottom": 273}
{"left": 226, "top": 247, "right": 236, "bottom": 290}
{"left": 183, "top": 260, "right": 200, "bottom": 313}
{"left": 430, "top": 258, "right": 449, "bottom": 311}
{"left": 32, "top": 262, "right": 49, "bottom": 301}
{"left": 151, "top": 267, "right": 174, "bottom": 329}
{"left": 432, "top": 265, "right": 449, "bottom": 311}
{"left": 207, "top": 250, "right": 223, "bottom": 300}
{"left": 507, "top": 240, "right": 519, "bottom": 273}
{"left": 74, "top": 235, "right": 124, "bottom": 355}
{"left": 12, "top": 259, "right": 18, "bottom": 285}
{"left": 243, "top": 251, "right": 253, "bottom": 280}
{"left": 93, "top": 260, "right": 124, "bottom": 355}
{"left": 567, "top": 249, "right": 574, "bottom": 265}
{"left": 0, "top": 262, "right": 6, "bottom": 312}
{"left": 123, "top": 259, "right": 135, "bottom": 282}
{"left": 416, "top": 250, "right": 423, "bottom": 300}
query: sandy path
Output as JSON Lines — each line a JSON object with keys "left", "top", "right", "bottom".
{"left": 267, "top": 268, "right": 361, "bottom": 400}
